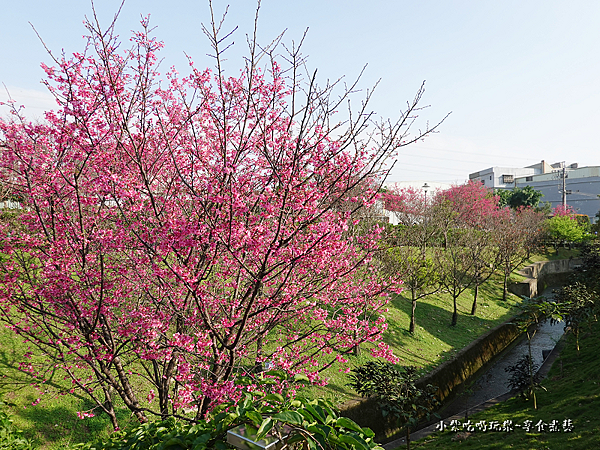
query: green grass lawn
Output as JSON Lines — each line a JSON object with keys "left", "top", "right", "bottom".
{"left": 527, "top": 247, "right": 579, "bottom": 263}
{"left": 0, "top": 325, "right": 144, "bottom": 449}
{"left": 0, "top": 247, "right": 574, "bottom": 449}
{"left": 304, "top": 272, "right": 522, "bottom": 406}
{"left": 408, "top": 317, "right": 600, "bottom": 449}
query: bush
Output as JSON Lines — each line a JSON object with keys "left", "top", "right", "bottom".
{"left": 0, "top": 399, "right": 35, "bottom": 450}
{"left": 504, "top": 354, "right": 543, "bottom": 400}
{"left": 347, "top": 362, "right": 438, "bottom": 450}
{"left": 74, "top": 391, "right": 382, "bottom": 450}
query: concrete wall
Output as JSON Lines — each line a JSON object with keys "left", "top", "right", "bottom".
{"left": 510, "top": 258, "right": 581, "bottom": 298}
{"left": 340, "top": 318, "right": 522, "bottom": 441}
{"left": 342, "top": 258, "right": 578, "bottom": 441}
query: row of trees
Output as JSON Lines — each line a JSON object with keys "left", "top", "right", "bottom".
{"left": 381, "top": 182, "right": 546, "bottom": 329}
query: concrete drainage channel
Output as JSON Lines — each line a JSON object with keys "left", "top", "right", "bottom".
{"left": 384, "top": 285, "right": 566, "bottom": 449}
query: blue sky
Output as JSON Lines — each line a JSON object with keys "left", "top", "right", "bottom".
{"left": 2, "top": 0, "right": 600, "bottom": 183}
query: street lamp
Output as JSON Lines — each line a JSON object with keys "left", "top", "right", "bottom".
{"left": 422, "top": 182, "right": 430, "bottom": 256}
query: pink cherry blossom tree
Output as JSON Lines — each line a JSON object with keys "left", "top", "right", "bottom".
{"left": 0, "top": 5, "right": 444, "bottom": 428}
{"left": 438, "top": 181, "right": 502, "bottom": 315}
{"left": 437, "top": 180, "right": 499, "bottom": 229}
{"left": 382, "top": 187, "right": 441, "bottom": 333}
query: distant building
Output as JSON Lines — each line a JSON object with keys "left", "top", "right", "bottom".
{"left": 469, "top": 161, "right": 600, "bottom": 223}
{"left": 515, "top": 164, "right": 600, "bottom": 223}
{"left": 468, "top": 160, "right": 554, "bottom": 189}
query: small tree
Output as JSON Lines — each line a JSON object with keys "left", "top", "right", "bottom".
{"left": 468, "top": 229, "right": 500, "bottom": 316}
{"left": 494, "top": 207, "right": 545, "bottom": 301}
{"left": 511, "top": 297, "right": 562, "bottom": 409}
{"left": 382, "top": 187, "right": 440, "bottom": 333}
{"left": 435, "top": 226, "right": 486, "bottom": 326}
{"left": 435, "top": 182, "right": 502, "bottom": 316}
{"left": 504, "top": 354, "right": 544, "bottom": 401}
{"left": 545, "top": 207, "right": 591, "bottom": 248}
{"left": 348, "top": 362, "right": 438, "bottom": 450}
{"left": 385, "top": 247, "right": 439, "bottom": 333}
{"left": 554, "top": 282, "right": 597, "bottom": 353}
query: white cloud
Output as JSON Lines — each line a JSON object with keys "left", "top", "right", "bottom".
{"left": 0, "top": 86, "right": 56, "bottom": 120}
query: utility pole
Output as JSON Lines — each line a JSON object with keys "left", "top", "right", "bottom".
{"left": 562, "top": 164, "right": 567, "bottom": 208}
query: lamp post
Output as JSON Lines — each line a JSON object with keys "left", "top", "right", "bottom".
{"left": 422, "top": 182, "right": 430, "bottom": 256}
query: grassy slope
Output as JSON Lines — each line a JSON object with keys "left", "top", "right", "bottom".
{"left": 303, "top": 247, "right": 579, "bottom": 405}
{"left": 304, "top": 274, "right": 521, "bottom": 406}
{"left": 409, "top": 317, "right": 600, "bottom": 450}
{"left": 0, "top": 247, "right": 575, "bottom": 449}
{"left": 0, "top": 325, "right": 143, "bottom": 449}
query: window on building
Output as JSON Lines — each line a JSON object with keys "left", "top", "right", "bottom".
{"left": 502, "top": 174, "right": 514, "bottom": 184}
{"left": 526, "top": 176, "right": 533, "bottom": 182}
{"left": 489, "top": 175, "right": 492, "bottom": 180}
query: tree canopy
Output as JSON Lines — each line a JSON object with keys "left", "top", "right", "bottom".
{"left": 496, "top": 185, "right": 543, "bottom": 209}
{"left": 0, "top": 6, "right": 445, "bottom": 428}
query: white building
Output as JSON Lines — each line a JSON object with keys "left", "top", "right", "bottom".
{"left": 468, "top": 160, "right": 554, "bottom": 189}
{"left": 515, "top": 165, "right": 600, "bottom": 223}
{"left": 469, "top": 160, "right": 600, "bottom": 223}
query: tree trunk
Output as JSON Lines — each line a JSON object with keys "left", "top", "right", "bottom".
{"left": 196, "top": 396, "right": 212, "bottom": 420}
{"left": 406, "top": 426, "right": 411, "bottom": 450}
{"left": 255, "top": 336, "right": 264, "bottom": 372}
{"left": 409, "top": 290, "right": 417, "bottom": 333}
{"left": 112, "top": 356, "right": 148, "bottom": 423}
{"left": 451, "top": 296, "right": 458, "bottom": 326}
{"left": 102, "top": 385, "right": 118, "bottom": 430}
{"left": 503, "top": 271, "right": 509, "bottom": 302}
{"left": 471, "top": 283, "right": 478, "bottom": 315}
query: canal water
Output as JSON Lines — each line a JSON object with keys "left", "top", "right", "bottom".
{"left": 441, "top": 285, "right": 565, "bottom": 417}
{"left": 384, "top": 285, "right": 566, "bottom": 448}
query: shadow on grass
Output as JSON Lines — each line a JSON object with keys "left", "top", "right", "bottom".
{"left": 14, "top": 399, "right": 134, "bottom": 446}
{"left": 0, "top": 337, "right": 89, "bottom": 403}
{"left": 386, "top": 294, "right": 498, "bottom": 349}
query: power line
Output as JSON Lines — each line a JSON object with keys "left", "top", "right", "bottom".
{"left": 406, "top": 145, "right": 540, "bottom": 163}
{"left": 392, "top": 161, "right": 472, "bottom": 175}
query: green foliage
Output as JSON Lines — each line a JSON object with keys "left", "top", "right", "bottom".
{"left": 0, "top": 399, "right": 34, "bottom": 450}
{"left": 495, "top": 186, "right": 543, "bottom": 209}
{"left": 554, "top": 282, "right": 597, "bottom": 350}
{"left": 510, "top": 296, "right": 565, "bottom": 409}
{"left": 75, "top": 390, "right": 382, "bottom": 450}
{"left": 504, "top": 354, "right": 543, "bottom": 400}
{"left": 571, "top": 242, "right": 600, "bottom": 292}
{"left": 592, "top": 210, "right": 600, "bottom": 235}
{"left": 512, "top": 296, "right": 564, "bottom": 337}
{"left": 347, "top": 362, "right": 439, "bottom": 430}
{"left": 545, "top": 215, "right": 591, "bottom": 244}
